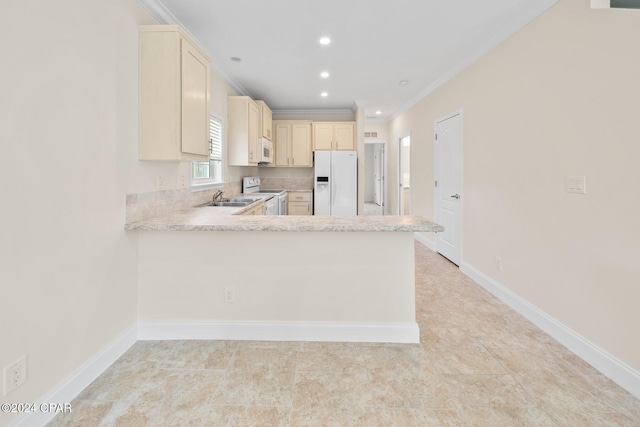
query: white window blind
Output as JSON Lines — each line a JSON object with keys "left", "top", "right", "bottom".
{"left": 192, "top": 115, "right": 224, "bottom": 187}
{"left": 210, "top": 116, "right": 222, "bottom": 161}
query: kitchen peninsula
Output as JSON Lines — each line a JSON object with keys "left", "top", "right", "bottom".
{"left": 126, "top": 207, "right": 443, "bottom": 344}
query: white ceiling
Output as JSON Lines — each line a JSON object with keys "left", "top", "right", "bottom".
{"left": 140, "top": 0, "right": 558, "bottom": 121}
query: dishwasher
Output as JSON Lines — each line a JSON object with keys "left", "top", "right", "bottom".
{"left": 263, "top": 196, "right": 278, "bottom": 215}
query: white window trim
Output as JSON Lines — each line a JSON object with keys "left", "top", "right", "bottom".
{"left": 191, "top": 113, "right": 225, "bottom": 192}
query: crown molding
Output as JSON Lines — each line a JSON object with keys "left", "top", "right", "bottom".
{"left": 137, "top": 0, "right": 176, "bottom": 25}
{"left": 272, "top": 108, "right": 355, "bottom": 116}
{"left": 353, "top": 100, "right": 370, "bottom": 110}
{"left": 389, "top": 0, "right": 559, "bottom": 122}
{"left": 136, "top": 0, "right": 249, "bottom": 97}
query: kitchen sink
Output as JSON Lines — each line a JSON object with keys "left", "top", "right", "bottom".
{"left": 229, "top": 197, "right": 262, "bottom": 203}
{"left": 207, "top": 201, "right": 251, "bottom": 207}
{"left": 198, "top": 197, "right": 262, "bottom": 208}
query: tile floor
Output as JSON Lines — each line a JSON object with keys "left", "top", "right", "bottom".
{"left": 48, "top": 243, "right": 640, "bottom": 426}
{"left": 363, "top": 202, "right": 383, "bottom": 216}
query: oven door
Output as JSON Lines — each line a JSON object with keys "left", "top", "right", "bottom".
{"left": 258, "top": 138, "right": 273, "bottom": 164}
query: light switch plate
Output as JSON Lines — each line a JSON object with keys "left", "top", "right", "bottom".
{"left": 566, "top": 176, "right": 586, "bottom": 194}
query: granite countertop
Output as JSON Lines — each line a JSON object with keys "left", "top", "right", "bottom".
{"left": 125, "top": 206, "right": 444, "bottom": 232}
{"left": 125, "top": 190, "right": 443, "bottom": 233}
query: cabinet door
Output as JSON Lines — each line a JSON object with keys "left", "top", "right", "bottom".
{"left": 181, "top": 39, "right": 210, "bottom": 156}
{"left": 288, "top": 202, "right": 311, "bottom": 215}
{"left": 313, "top": 123, "right": 333, "bottom": 151}
{"left": 274, "top": 123, "right": 290, "bottom": 166}
{"left": 248, "top": 101, "right": 259, "bottom": 163}
{"left": 291, "top": 123, "right": 312, "bottom": 166}
{"left": 335, "top": 123, "right": 355, "bottom": 150}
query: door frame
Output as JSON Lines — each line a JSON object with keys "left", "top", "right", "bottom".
{"left": 398, "top": 133, "right": 411, "bottom": 215}
{"left": 364, "top": 140, "right": 388, "bottom": 215}
{"left": 434, "top": 110, "right": 463, "bottom": 263}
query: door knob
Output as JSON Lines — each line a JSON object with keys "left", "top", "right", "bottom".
{"left": 450, "top": 194, "right": 460, "bottom": 199}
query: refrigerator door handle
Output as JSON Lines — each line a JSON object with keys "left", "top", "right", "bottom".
{"left": 331, "top": 176, "right": 335, "bottom": 208}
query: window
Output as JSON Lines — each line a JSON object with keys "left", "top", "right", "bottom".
{"left": 192, "top": 115, "right": 223, "bottom": 189}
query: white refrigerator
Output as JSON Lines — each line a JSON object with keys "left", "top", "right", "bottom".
{"left": 314, "top": 151, "right": 357, "bottom": 215}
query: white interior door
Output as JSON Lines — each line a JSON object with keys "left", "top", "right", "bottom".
{"left": 373, "top": 144, "right": 382, "bottom": 206}
{"left": 435, "top": 113, "right": 462, "bottom": 265}
{"left": 398, "top": 136, "right": 410, "bottom": 214}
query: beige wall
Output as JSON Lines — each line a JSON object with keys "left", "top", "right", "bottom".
{"left": 0, "top": 1, "right": 151, "bottom": 424}
{"left": 389, "top": 0, "right": 640, "bottom": 371}
{"left": 0, "top": 0, "right": 240, "bottom": 424}
{"left": 364, "top": 122, "right": 391, "bottom": 143}
{"left": 138, "top": 232, "right": 416, "bottom": 324}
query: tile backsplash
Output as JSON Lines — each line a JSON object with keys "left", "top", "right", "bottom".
{"left": 260, "top": 177, "right": 313, "bottom": 191}
{"left": 125, "top": 181, "right": 241, "bottom": 224}
{"left": 125, "top": 176, "right": 313, "bottom": 224}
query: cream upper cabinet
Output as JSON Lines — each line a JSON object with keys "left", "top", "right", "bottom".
{"left": 334, "top": 122, "right": 356, "bottom": 150}
{"left": 228, "top": 96, "right": 260, "bottom": 166}
{"left": 139, "top": 25, "right": 211, "bottom": 161}
{"left": 255, "top": 100, "right": 273, "bottom": 141}
{"left": 312, "top": 122, "right": 334, "bottom": 151}
{"left": 312, "top": 122, "right": 356, "bottom": 151}
{"left": 273, "top": 120, "right": 312, "bottom": 167}
{"left": 274, "top": 123, "right": 290, "bottom": 166}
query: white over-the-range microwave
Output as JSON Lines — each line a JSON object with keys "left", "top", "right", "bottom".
{"left": 258, "top": 138, "right": 273, "bottom": 164}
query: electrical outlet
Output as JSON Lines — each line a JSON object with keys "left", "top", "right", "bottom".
{"left": 180, "top": 175, "right": 186, "bottom": 187}
{"left": 495, "top": 256, "right": 503, "bottom": 272}
{"left": 224, "top": 285, "right": 236, "bottom": 303}
{"left": 157, "top": 175, "right": 164, "bottom": 189}
{"left": 4, "top": 357, "right": 27, "bottom": 396}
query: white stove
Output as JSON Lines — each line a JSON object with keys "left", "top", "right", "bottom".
{"left": 242, "top": 177, "right": 288, "bottom": 215}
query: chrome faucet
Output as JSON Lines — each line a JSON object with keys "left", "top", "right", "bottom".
{"left": 212, "top": 190, "right": 224, "bottom": 203}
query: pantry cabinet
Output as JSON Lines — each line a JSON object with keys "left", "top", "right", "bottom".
{"left": 139, "top": 25, "right": 211, "bottom": 161}
{"left": 255, "top": 100, "right": 273, "bottom": 141}
{"left": 228, "top": 96, "right": 260, "bottom": 166}
{"left": 273, "top": 120, "right": 313, "bottom": 167}
{"left": 312, "top": 122, "right": 356, "bottom": 151}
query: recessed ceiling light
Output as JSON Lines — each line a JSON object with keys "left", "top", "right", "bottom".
{"left": 399, "top": 80, "right": 409, "bottom": 86}
{"left": 230, "top": 57, "right": 242, "bottom": 62}
{"left": 320, "top": 71, "right": 330, "bottom": 79}
{"left": 321, "top": 92, "right": 328, "bottom": 97}
{"left": 376, "top": 111, "right": 382, "bottom": 115}
{"left": 319, "top": 37, "right": 331, "bottom": 45}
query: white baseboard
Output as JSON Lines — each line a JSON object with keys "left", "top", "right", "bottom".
{"left": 414, "top": 233, "right": 436, "bottom": 251}
{"left": 460, "top": 261, "right": 640, "bottom": 400}
{"left": 138, "top": 321, "right": 420, "bottom": 344}
{"left": 9, "top": 325, "right": 137, "bottom": 427}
